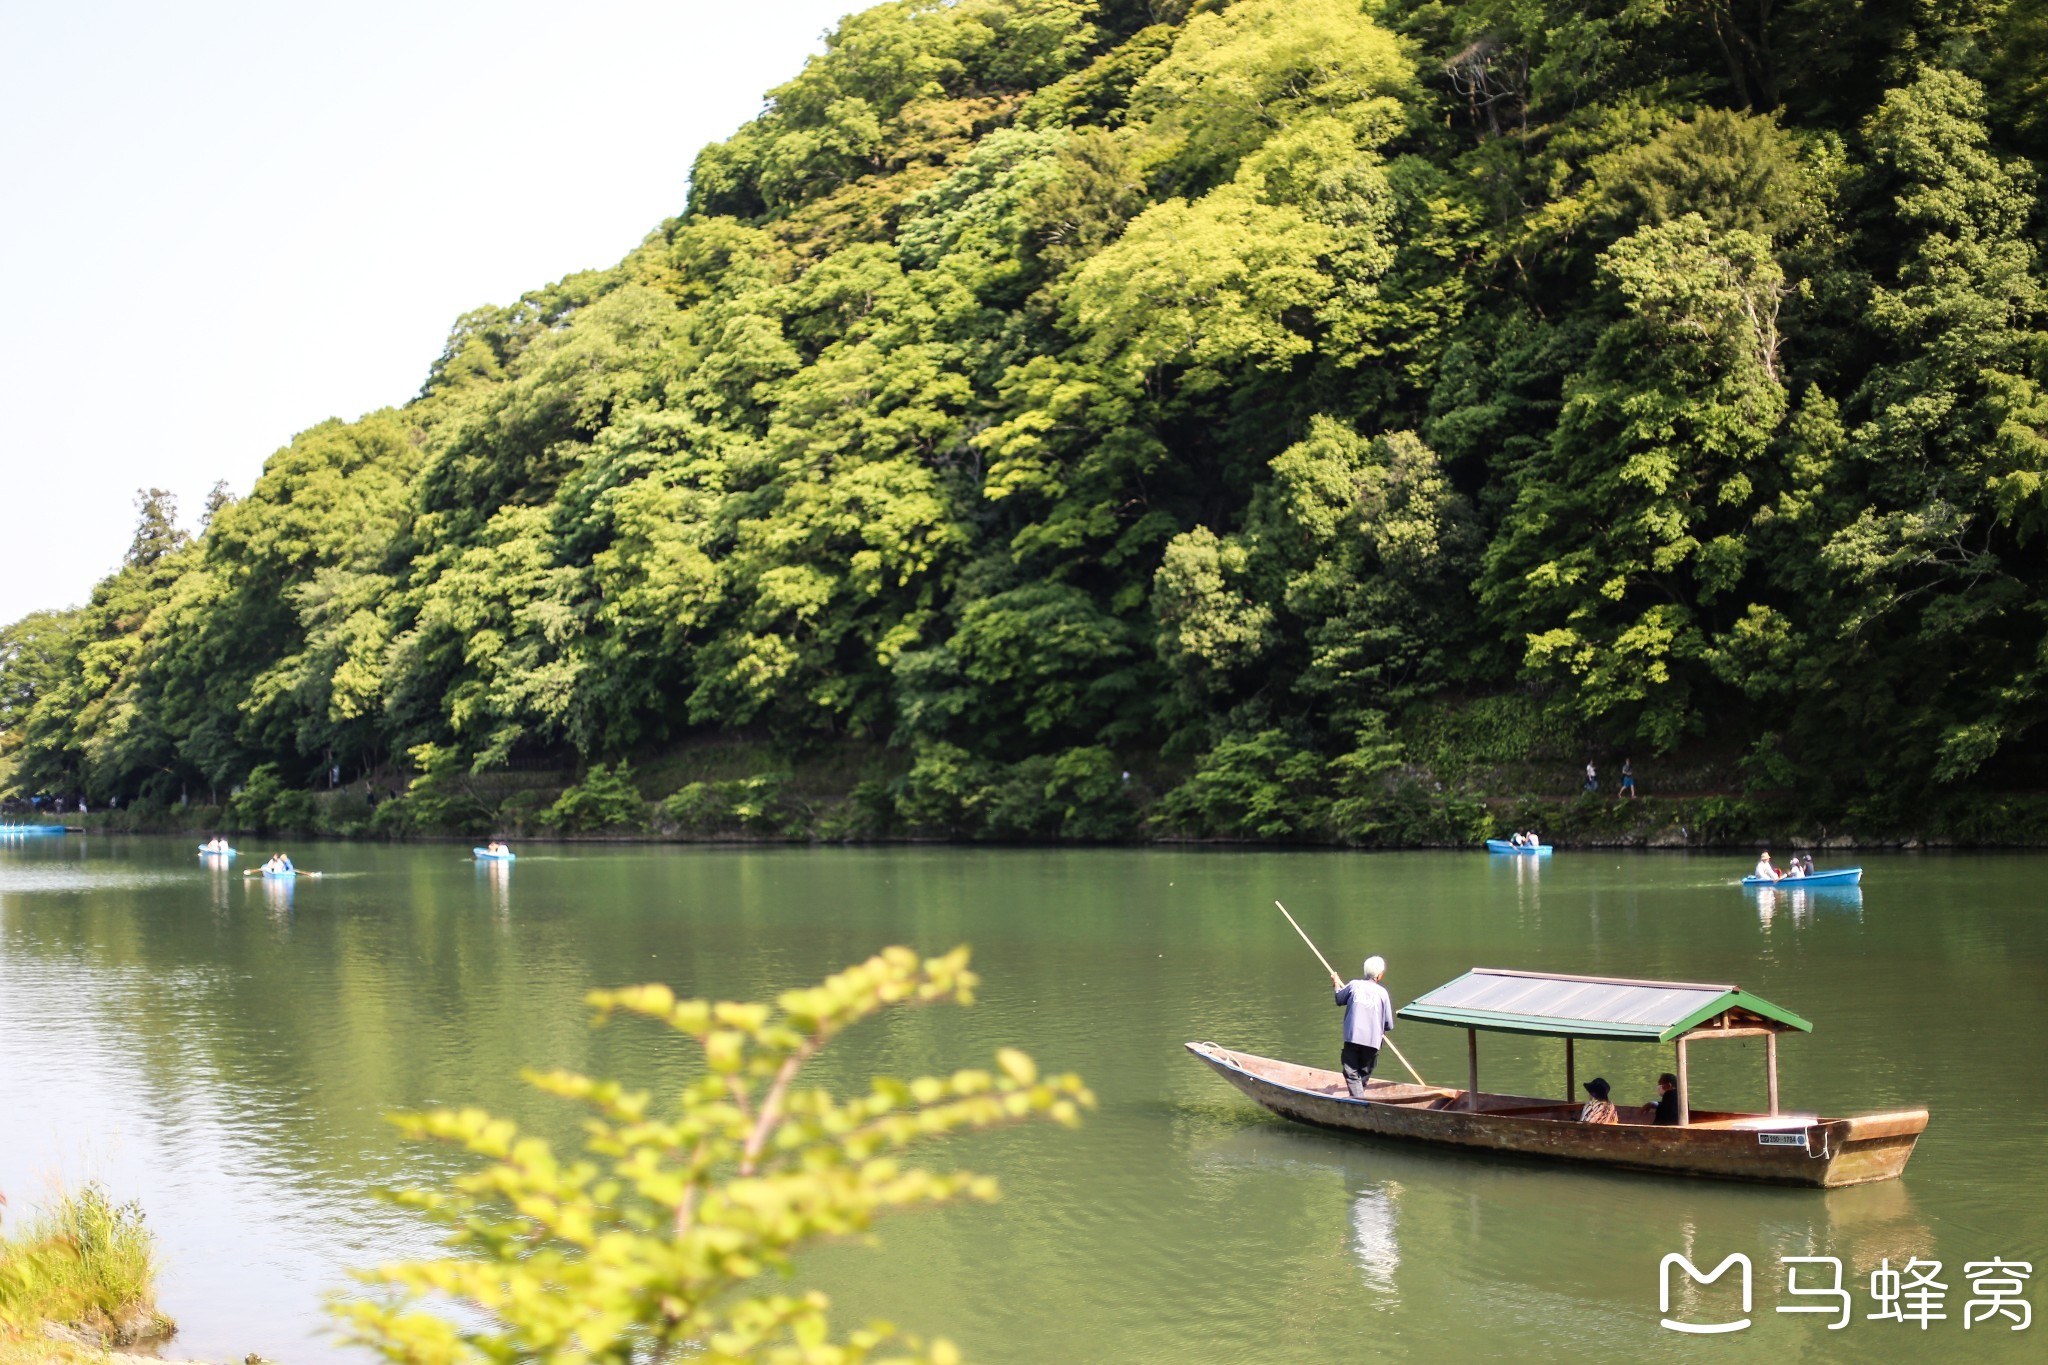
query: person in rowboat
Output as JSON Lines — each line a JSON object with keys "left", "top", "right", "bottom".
{"left": 1329, "top": 955, "right": 1395, "bottom": 1100}
{"left": 1784, "top": 856, "right": 1805, "bottom": 880}
{"left": 1580, "top": 1077, "right": 1618, "bottom": 1124}
{"left": 1800, "top": 853, "right": 1815, "bottom": 876}
{"left": 1755, "top": 851, "right": 1780, "bottom": 881}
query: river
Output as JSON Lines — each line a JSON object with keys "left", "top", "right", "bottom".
{"left": 1, "top": 837, "right": 2041, "bottom": 1361}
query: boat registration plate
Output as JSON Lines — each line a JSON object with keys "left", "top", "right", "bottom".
{"left": 1756, "top": 1132, "right": 1806, "bottom": 1147}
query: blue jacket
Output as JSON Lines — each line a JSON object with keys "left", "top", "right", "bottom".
{"left": 1335, "top": 978, "right": 1394, "bottom": 1047}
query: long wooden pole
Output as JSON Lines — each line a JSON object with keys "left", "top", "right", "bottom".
{"left": 1274, "top": 901, "right": 1429, "bottom": 1087}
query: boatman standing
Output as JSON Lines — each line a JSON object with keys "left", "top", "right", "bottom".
{"left": 1329, "top": 955, "right": 1395, "bottom": 1099}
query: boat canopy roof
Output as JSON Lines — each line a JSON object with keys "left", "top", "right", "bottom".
{"left": 1399, "top": 968, "right": 1814, "bottom": 1043}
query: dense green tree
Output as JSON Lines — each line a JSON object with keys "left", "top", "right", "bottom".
{"left": 8, "top": 0, "right": 2048, "bottom": 834}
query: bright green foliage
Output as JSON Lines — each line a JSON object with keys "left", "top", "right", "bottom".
{"left": 8, "top": 0, "right": 2048, "bottom": 831}
{"left": 547, "top": 761, "right": 649, "bottom": 832}
{"left": 334, "top": 946, "right": 1091, "bottom": 1364}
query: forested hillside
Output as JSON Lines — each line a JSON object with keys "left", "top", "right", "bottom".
{"left": 7, "top": 0, "right": 2048, "bottom": 842}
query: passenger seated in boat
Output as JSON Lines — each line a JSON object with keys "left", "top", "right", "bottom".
{"left": 1641, "top": 1073, "right": 1680, "bottom": 1125}
{"left": 1509, "top": 832, "right": 1526, "bottom": 847}
{"left": 490, "top": 841, "right": 509, "bottom": 855}
{"left": 1800, "top": 853, "right": 1816, "bottom": 875}
{"left": 1784, "top": 858, "right": 1805, "bottom": 879}
{"left": 1755, "top": 852, "right": 1780, "bottom": 881}
{"left": 1580, "top": 1077, "right": 1618, "bottom": 1124}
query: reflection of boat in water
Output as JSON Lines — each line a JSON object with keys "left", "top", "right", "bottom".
{"left": 1756, "top": 882, "right": 1863, "bottom": 925}
{"left": 1189, "top": 967, "right": 1927, "bottom": 1187}
{"left": 259, "top": 873, "right": 294, "bottom": 917}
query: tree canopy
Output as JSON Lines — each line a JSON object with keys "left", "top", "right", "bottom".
{"left": 5, "top": 0, "right": 2047, "bottom": 835}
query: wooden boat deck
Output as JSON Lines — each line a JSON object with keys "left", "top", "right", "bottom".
{"left": 1188, "top": 1042, "right": 1926, "bottom": 1187}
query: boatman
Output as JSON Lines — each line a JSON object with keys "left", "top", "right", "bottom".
{"left": 1329, "top": 955, "right": 1395, "bottom": 1099}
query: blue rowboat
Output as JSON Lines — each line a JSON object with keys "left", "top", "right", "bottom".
{"left": 1742, "top": 867, "right": 1862, "bottom": 888}
{"left": 198, "top": 845, "right": 238, "bottom": 857}
{"left": 473, "top": 848, "right": 516, "bottom": 861}
{"left": 0, "top": 825, "right": 66, "bottom": 837}
{"left": 1485, "top": 839, "right": 1552, "bottom": 855}
{"left": 262, "top": 868, "right": 297, "bottom": 879}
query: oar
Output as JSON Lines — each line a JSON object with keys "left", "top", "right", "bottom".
{"left": 1275, "top": 900, "right": 1431, "bottom": 1089}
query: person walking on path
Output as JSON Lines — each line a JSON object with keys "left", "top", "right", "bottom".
{"left": 1329, "top": 955, "right": 1395, "bottom": 1099}
{"left": 1620, "top": 759, "right": 1636, "bottom": 799}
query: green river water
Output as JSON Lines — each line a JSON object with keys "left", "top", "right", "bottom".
{"left": 0, "top": 836, "right": 2041, "bottom": 1362}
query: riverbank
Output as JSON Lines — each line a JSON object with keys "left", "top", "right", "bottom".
{"left": 29, "top": 785, "right": 2048, "bottom": 850}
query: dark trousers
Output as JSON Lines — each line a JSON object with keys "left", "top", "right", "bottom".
{"left": 1340, "top": 1042, "right": 1381, "bottom": 1098}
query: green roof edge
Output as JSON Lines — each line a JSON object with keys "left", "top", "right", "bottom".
{"left": 1656, "top": 989, "right": 1814, "bottom": 1042}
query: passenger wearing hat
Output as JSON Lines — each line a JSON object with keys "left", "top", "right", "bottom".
{"left": 1329, "top": 955, "right": 1395, "bottom": 1100}
{"left": 1580, "top": 1077, "right": 1619, "bottom": 1124}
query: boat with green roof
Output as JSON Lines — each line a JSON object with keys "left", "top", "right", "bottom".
{"left": 1188, "top": 967, "right": 1928, "bottom": 1187}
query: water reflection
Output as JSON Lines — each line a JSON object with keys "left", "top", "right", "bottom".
{"left": 208, "top": 861, "right": 234, "bottom": 916}
{"left": 1350, "top": 1181, "right": 1401, "bottom": 1294}
{"left": 258, "top": 873, "right": 294, "bottom": 921}
{"left": 480, "top": 858, "right": 512, "bottom": 923}
{"left": 1754, "top": 884, "right": 1863, "bottom": 927}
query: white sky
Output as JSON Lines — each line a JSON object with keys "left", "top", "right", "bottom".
{"left": 0, "top": 0, "right": 857, "bottom": 626}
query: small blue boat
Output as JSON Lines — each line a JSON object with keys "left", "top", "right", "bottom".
{"left": 1485, "top": 838, "right": 1553, "bottom": 855}
{"left": 1743, "top": 867, "right": 1862, "bottom": 888}
{"left": 198, "top": 845, "right": 239, "bottom": 857}
{"left": 0, "top": 824, "right": 67, "bottom": 837}
{"left": 473, "top": 848, "right": 516, "bottom": 861}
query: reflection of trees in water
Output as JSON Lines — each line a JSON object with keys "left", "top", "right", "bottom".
{"left": 1350, "top": 1181, "right": 1400, "bottom": 1295}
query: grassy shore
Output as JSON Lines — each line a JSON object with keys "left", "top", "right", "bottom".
{"left": 0, "top": 1185, "right": 172, "bottom": 1360}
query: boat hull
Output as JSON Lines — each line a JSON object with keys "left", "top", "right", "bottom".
{"left": 1743, "top": 868, "right": 1861, "bottom": 887}
{"left": 0, "top": 825, "right": 66, "bottom": 837}
{"left": 1186, "top": 1042, "right": 1923, "bottom": 1188}
{"left": 1485, "top": 839, "right": 1553, "bottom": 855}
{"left": 473, "top": 849, "right": 515, "bottom": 861}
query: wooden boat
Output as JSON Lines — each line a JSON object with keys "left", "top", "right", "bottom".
{"left": 1189, "top": 968, "right": 1927, "bottom": 1187}
{"left": 1743, "top": 867, "right": 1861, "bottom": 887}
{"left": 1484, "top": 838, "right": 1552, "bottom": 855}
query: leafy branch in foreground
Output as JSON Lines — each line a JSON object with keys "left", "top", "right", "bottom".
{"left": 335, "top": 946, "right": 1093, "bottom": 1364}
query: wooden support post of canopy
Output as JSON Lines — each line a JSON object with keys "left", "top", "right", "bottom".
{"left": 1766, "top": 1031, "right": 1780, "bottom": 1115}
{"left": 1675, "top": 1038, "right": 1691, "bottom": 1126}
{"left": 1467, "top": 1028, "right": 1479, "bottom": 1098}
{"left": 1564, "top": 1036, "right": 1575, "bottom": 1103}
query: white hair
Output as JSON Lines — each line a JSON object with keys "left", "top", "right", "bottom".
{"left": 1362, "top": 955, "right": 1386, "bottom": 980}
